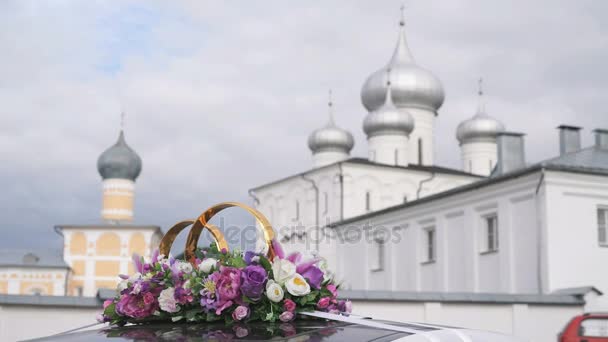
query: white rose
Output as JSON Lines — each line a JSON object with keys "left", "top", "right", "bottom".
{"left": 158, "top": 287, "right": 180, "bottom": 313}
{"left": 265, "top": 280, "right": 284, "bottom": 302}
{"left": 198, "top": 258, "right": 217, "bottom": 273}
{"left": 285, "top": 274, "right": 311, "bottom": 297}
{"left": 177, "top": 261, "right": 193, "bottom": 274}
{"left": 117, "top": 280, "right": 128, "bottom": 292}
{"left": 271, "top": 259, "right": 296, "bottom": 285}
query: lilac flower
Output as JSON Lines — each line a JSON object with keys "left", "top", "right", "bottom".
{"left": 240, "top": 265, "right": 267, "bottom": 301}
{"left": 300, "top": 265, "right": 323, "bottom": 289}
{"left": 200, "top": 272, "right": 220, "bottom": 312}
{"left": 175, "top": 287, "right": 194, "bottom": 305}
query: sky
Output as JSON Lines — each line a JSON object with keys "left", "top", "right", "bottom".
{"left": 1, "top": 0, "right": 607, "bottom": 251}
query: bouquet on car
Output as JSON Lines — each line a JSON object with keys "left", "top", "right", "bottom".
{"left": 98, "top": 240, "right": 351, "bottom": 325}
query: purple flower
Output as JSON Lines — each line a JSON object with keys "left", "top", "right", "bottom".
{"left": 132, "top": 254, "right": 144, "bottom": 274}
{"left": 300, "top": 265, "right": 323, "bottom": 289}
{"left": 200, "top": 272, "right": 220, "bottom": 312}
{"left": 216, "top": 267, "right": 242, "bottom": 302}
{"left": 279, "top": 311, "right": 294, "bottom": 322}
{"left": 231, "top": 305, "right": 249, "bottom": 321}
{"left": 115, "top": 292, "right": 158, "bottom": 319}
{"left": 244, "top": 251, "right": 259, "bottom": 264}
{"left": 175, "top": 287, "right": 193, "bottom": 305}
{"left": 240, "top": 265, "right": 267, "bottom": 301}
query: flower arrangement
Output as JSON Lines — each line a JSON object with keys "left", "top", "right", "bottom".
{"left": 99, "top": 240, "right": 351, "bottom": 325}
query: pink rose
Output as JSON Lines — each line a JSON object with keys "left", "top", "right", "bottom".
{"left": 317, "top": 297, "right": 330, "bottom": 309}
{"left": 232, "top": 305, "right": 249, "bottom": 321}
{"left": 216, "top": 267, "right": 242, "bottom": 301}
{"left": 115, "top": 293, "right": 158, "bottom": 319}
{"left": 103, "top": 299, "right": 113, "bottom": 309}
{"left": 283, "top": 299, "right": 296, "bottom": 312}
{"left": 326, "top": 284, "right": 338, "bottom": 298}
{"left": 279, "top": 311, "right": 294, "bottom": 322}
{"left": 143, "top": 292, "right": 155, "bottom": 305}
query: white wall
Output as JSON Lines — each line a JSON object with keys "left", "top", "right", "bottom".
{"left": 350, "top": 300, "right": 581, "bottom": 342}
{"left": 336, "top": 172, "right": 542, "bottom": 294}
{"left": 0, "top": 304, "right": 100, "bottom": 341}
{"left": 543, "top": 171, "right": 608, "bottom": 307}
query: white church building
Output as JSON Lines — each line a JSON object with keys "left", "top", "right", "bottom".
{"left": 249, "top": 11, "right": 608, "bottom": 336}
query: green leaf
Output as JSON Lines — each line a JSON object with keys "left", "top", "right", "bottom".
{"left": 171, "top": 316, "right": 183, "bottom": 322}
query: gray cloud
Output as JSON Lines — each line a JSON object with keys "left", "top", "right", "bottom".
{"left": 1, "top": 0, "right": 607, "bottom": 250}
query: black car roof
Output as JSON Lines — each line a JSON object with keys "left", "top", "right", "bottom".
{"left": 29, "top": 319, "right": 434, "bottom": 342}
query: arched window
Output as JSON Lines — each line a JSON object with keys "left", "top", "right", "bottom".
{"left": 418, "top": 138, "right": 423, "bottom": 164}
{"left": 69, "top": 232, "right": 87, "bottom": 255}
{"left": 96, "top": 232, "right": 121, "bottom": 256}
{"left": 129, "top": 233, "right": 146, "bottom": 257}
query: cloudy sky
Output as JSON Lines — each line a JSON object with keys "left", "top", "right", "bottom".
{"left": 1, "top": 0, "right": 607, "bottom": 251}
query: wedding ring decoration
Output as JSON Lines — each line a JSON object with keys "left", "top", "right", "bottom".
{"left": 159, "top": 202, "right": 276, "bottom": 264}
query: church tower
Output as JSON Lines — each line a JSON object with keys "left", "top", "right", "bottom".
{"left": 308, "top": 91, "right": 354, "bottom": 168}
{"left": 360, "top": 7, "right": 444, "bottom": 166}
{"left": 97, "top": 126, "right": 142, "bottom": 222}
{"left": 456, "top": 79, "right": 505, "bottom": 176}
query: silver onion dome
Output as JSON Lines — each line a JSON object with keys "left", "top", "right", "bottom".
{"left": 97, "top": 130, "right": 142, "bottom": 181}
{"left": 363, "top": 72, "right": 415, "bottom": 137}
{"left": 308, "top": 95, "right": 354, "bottom": 154}
{"left": 456, "top": 81, "right": 505, "bottom": 144}
{"left": 361, "top": 13, "right": 444, "bottom": 112}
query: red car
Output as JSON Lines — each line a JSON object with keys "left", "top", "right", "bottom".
{"left": 560, "top": 313, "right": 608, "bottom": 341}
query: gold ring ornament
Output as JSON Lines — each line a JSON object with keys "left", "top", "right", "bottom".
{"left": 159, "top": 201, "right": 276, "bottom": 263}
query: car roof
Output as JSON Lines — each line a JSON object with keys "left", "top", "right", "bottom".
{"left": 29, "top": 318, "right": 525, "bottom": 342}
{"left": 29, "top": 320, "right": 415, "bottom": 342}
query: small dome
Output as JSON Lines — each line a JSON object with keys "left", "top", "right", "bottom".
{"left": 308, "top": 99, "right": 354, "bottom": 154}
{"left": 363, "top": 76, "right": 415, "bottom": 137}
{"left": 456, "top": 85, "right": 505, "bottom": 144}
{"left": 97, "top": 131, "right": 142, "bottom": 181}
{"left": 361, "top": 20, "right": 444, "bottom": 112}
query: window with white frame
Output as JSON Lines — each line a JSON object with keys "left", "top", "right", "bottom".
{"left": 293, "top": 201, "right": 300, "bottom": 222}
{"left": 370, "top": 236, "right": 385, "bottom": 271}
{"left": 481, "top": 214, "right": 499, "bottom": 253}
{"left": 598, "top": 207, "right": 608, "bottom": 246}
{"left": 424, "top": 227, "right": 436, "bottom": 262}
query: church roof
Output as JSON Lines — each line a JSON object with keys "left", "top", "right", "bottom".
{"left": 0, "top": 249, "right": 68, "bottom": 269}
{"left": 331, "top": 145, "right": 608, "bottom": 227}
{"left": 250, "top": 158, "right": 481, "bottom": 191}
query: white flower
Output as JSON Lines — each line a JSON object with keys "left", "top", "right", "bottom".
{"left": 271, "top": 258, "right": 296, "bottom": 285}
{"left": 183, "top": 280, "right": 191, "bottom": 289}
{"left": 117, "top": 280, "right": 128, "bottom": 292}
{"left": 158, "top": 287, "right": 180, "bottom": 313}
{"left": 128, "top": 272, "right": 142, "bottom": 283}
{"left": 198, "top": 258, "right": 217, "bottom": 273}
{"left": 265, "top": 280, "right": 284, "bottom": 302}
{"left": 177, "top": 261, "right": 193, "bottom": 274}
{"left": 285, "top": 274, "right": 311, "bottom": 297}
